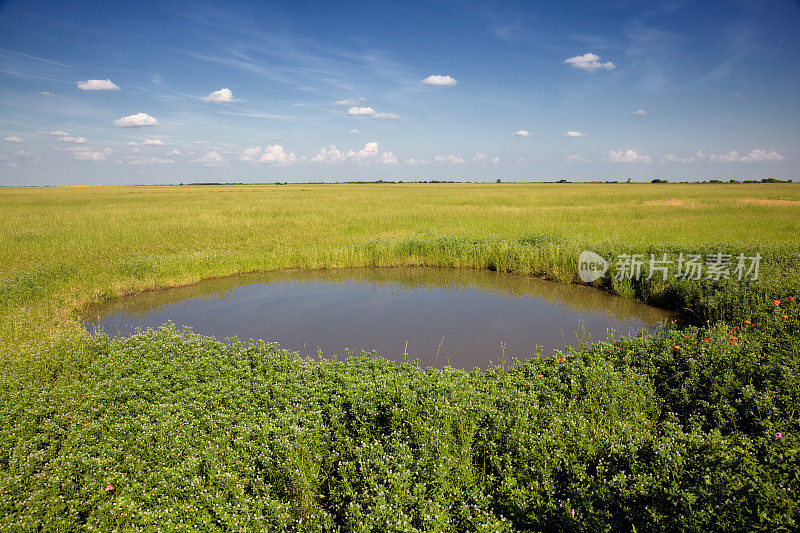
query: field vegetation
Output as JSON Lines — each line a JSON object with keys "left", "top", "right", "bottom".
{"left": 1, "top": 183, "right": 799, "bottom": 530}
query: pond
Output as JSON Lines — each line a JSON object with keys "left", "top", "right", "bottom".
{"left": 83, "top": 267, "right": 676, "bottom": 369}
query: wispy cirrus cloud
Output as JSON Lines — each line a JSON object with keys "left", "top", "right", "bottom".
{"left": 15, "top": 150, "right": 40, "bottom": 161}
{"left": 335, "top": 97, "right": 365, "bottom": 106}
{"left": 473, "top": 153, "right": 500, "bottom": 165}
{"left": 130, "top": 156, "right": 175, "bottom": 165}
{"left": 566, "top": 154, "right": 590, "bottom": 163}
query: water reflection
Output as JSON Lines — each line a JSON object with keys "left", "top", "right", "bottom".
{"left": 83, "top": 267, "right": 676, "bottom": 369}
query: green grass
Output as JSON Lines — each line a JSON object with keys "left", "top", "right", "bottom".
{"left": 1, "top": 183, "right": 799, "bottom": 530}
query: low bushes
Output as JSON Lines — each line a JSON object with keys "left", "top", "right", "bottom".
{"left": 1, "top": 236, "right": 799, "bottom": 530}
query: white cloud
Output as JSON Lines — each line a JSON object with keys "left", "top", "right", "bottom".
{"left": 348, "top": 106, "right": 375, "bottom": 116}
{"left": 634, "top": 109, "right": 648, "bottom": 116}
{"left": 473, "top": 153, "right": 500, "bottom": 165}
{"left": 421, "top": 75, "right": 458, "bottom": 86}
{"left": 77, "top": 79, "right": 119, "bottom": 91}
{"left": 347, "top": 106, "right": 398, "bottom": 119}
{"left": 434, "top": 154, "right": 465, "bottom": 164}
{"left": 379, "top": 152, "right": 398, "bottom": 165}
{"left": 310, "top": 146, "right": 346, "bottom": 163}
{"left": 260, "top": 145, "right": 296, "bottom": 164}
{"left": 711, "top": 151, "right": 740, "bottom": 162}
{"left": 564, "top": 52, "right": 615, "bottom": 72}
{"left": 335, "top": 97, "right": 365, "bottom": 106}
{"left": 65, "top": 146, "right": 90, "bottom": 152}
{"left": 194, "top": 151, "right": 226, "bottom": 166}
{"left": 241, "top": 145, "right": 297, "bottom": 165}
{"left": 347, "top": 142, "right": 377, "bottom": 161}
{"left": 405, "top": 158, "right": 431, "bottom": 166}
{"left": 3, "top": 136, "right": 23, "bottom": 143}
{"left": 347, "top": 142, "right": 397, "bottom": 165}
{"left": 566, "top": 154, "right": 590, "bottom": 163}
{"left": 130, "top": 157, "right": 175, "bottom": 165}
{"left": 710, "top": 149, "right": 784, "bottom": 162}
{"left": 565, "top": 131, "right": 587, "bottom": 137}
{"left": 242, "top": 142, "right": 399, "bottom": 166}
{"left": 42, "top": 130, "right": 69, "bottom": 137}
{"left": 349, "top": 129, "right": 359, "bottom": 135}
{"left": 71, "top": 151, "right": 105, "bottom": 162}
{"left": 114, "top": 113, "right": 158, "bottom": 127}
{"left": 202, "top": 88, "right": 236, "bottom": 103}
{"left": 58, "top": 136, "right": 87, "bottom": 144}
{"left": 38, "top": 91, "right": 54, "bottom": 96}
{"left": 15, "top": 150, "right": 40, "bottom": 161}
{"left": 309, "top": 142, "right": 397, "bottom": 165}
{"left": 608, "top": 149, "right": 651, "bottom": 163}
{"left": 169, "top": 149, "right": 180, "bottom": 155}
{"left": 740, "top": 149, "right": 784, "bottom": 161}
{"left": 241, "top": 146, "right": 262, "bottom": 161}
{"left": 513, "top": 130, "right": 532, "bottom": 137}
{"left": 661, "top": 151, "right": 706, "bottom": 163}
{"left": 128, "top": 139, "right": 165, "bottom": 147}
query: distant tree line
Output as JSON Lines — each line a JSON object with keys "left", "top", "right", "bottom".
{"left": 171, "top": 177, "right": 795, "bottom": 186}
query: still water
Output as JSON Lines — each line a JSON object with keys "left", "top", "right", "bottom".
{"left": 83, "top": 267, "right": 675, "bottom": 369}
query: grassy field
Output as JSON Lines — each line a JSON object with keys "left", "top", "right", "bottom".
{"left": 1, "top": 183, "right": 800, "bottom": 530}
{"left": 1, "top": 183, "right": 798, "bottom": 328}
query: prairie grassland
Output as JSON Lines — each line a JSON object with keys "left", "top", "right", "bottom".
{"left": 1, "top": 183, "right": 800, "bottom": 530}
{"left": 2, "top": 182, "right": 799, "bottom": 292}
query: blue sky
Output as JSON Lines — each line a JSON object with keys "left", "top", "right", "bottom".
{"left": 0, "top": 0, "right": 798, "bottom": 184}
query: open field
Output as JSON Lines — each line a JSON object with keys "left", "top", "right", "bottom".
{"left": 1, "top": 183, "right": 800, "bottom": 530}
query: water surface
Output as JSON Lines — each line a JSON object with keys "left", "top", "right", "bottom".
{"left": 83, "top": 268, "right": 675, "bottom": 369}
